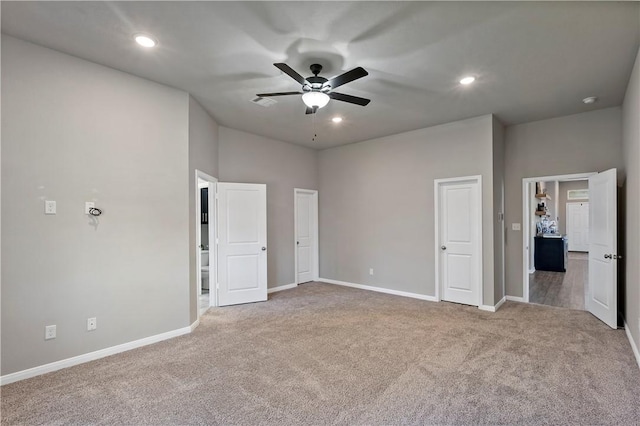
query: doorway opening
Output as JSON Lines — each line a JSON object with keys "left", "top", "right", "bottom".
{"left": 195, "top": 170, "right": 217, "bottom": 317}
{"left": 523, "top": 175, "right": 593, "bottom": 310}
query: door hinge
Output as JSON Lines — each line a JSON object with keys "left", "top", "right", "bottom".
{"left": 216, "top": 238, "right": 219, "bottom": 245}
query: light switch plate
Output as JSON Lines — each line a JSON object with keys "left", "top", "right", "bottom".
{"left": 45, "top": 200, "right": 56, "bottom": 215}
{"left": 512, "top": 223, "right": 521, "bottom": 231}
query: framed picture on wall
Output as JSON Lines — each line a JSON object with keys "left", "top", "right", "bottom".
{"left": 567, "top": 189, "right": 589, "bottom": 200}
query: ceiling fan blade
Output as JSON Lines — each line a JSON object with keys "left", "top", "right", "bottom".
{"left": 329, "top": 92, "right": 371, "bottom": 106}
{"left": 274, "top": 63, "right": 308, "bottom": 85}
{"left": 305, "top": 106, "right": 318, "bottom": 115}
{"left": 325, "top": 67, "right": 368, "bottom": 90}
{"left": 256, "top": 91, "right": 303, "bottom": 97}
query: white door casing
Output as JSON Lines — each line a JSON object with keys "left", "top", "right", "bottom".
{"left": 435, "top": 176, "right": 482, "bottom": 307}
{"left": 217, "top": 183, "right": 267, "bottom": 307}
{"left": 566, "top": 202, "right": 589, "bottom": 252}
{"left": 587, "top": 169, "right": 618, "bottom": 329}
{"left": 294, "top": 189, "right": 318, "bottom": 284}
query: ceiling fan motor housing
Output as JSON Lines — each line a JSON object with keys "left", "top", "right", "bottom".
{"left": 304, "top": 64, "right": 330, "bottom": 92}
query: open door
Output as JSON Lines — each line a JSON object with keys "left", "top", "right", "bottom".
{"left": 587, "top": 168, "right": 618, "bottom": 328}
{"left": 217, "top": 183, "right": 267, "bottom": 306}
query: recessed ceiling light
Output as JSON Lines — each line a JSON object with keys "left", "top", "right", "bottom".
{"left": 582, "top": 96, "right": 598, "bottom": 104}
{"left": 134, "top": 34, "right": 157, "bottom": 48}
{"left": 459, "top": 76, "right": 475, "bottom": 85}
{"left": 332, "top": 117, "right": 343, "bottom": 123}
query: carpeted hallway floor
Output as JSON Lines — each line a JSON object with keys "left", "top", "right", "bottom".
{"left": 2, "top": 282, "right": 639, "bottom": 425}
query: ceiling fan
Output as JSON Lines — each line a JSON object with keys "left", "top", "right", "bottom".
{"left": 257, "top": 63, "right": 371, "bottom": 114}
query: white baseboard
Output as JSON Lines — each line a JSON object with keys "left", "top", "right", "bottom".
{"left": 0, "top": 322, "right": 197, "bottom": 386}
{"left": 190, "top": 318, "right": 200, "bottom": 332}
{"left": 268, "top": 283, "right": 297, "bottom": 294}
{"left": 624, "top": 321, "right": 640, "bottom": 370}
{"left": 479, "top": 296, "right": 506, "bottom": 312}
{"left": 506, "top": 295, "right": 525, "bottom": 303}
{"left": 319, "top": 278, "right": 438, "bottom": 302}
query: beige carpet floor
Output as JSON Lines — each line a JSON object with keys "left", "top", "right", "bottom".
{"left": 2, "top": 282, "right": 639, "bottom": 425}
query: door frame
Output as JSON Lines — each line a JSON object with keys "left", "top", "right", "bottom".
{"left": 521, "top": 172, "right": 595, "bottom": 303}
{"left": 294, "top": 188, "right": 319, "bottom": 285}
{"left": 195, "top": 170, "right": 218, "bottom": 314}
{"left": 434, "top": 175, "right": 483, "bottom": 306}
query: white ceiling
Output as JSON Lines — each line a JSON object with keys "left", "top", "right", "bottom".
{"left": 2, "top": 1, "right": 639, "bottom": 149}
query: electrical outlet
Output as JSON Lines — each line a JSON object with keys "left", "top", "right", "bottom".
{"left": 369, "top": 268, "right": 374, "bottom": 275}
{"left": 44, "top": 200, "right": 56, "bottom": 215}
{"left": 512, "top": 223, "right": 521, "bottom": 231}
{"left": 45, "top": 325, "right": 56, "bottom": 340}
{"left": 87, "top": 317, "right": 97, "bottom": 331}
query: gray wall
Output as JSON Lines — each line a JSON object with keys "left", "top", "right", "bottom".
{"left": 504, "top": 107, "right": 624, "bottom": 298}
{"left": 544, "top": 181, "right": 558, "bottom": 221}
{"left": 622, "top": 47, "right": 640, "bottom": 355}
{"left": 218, "top": 127, "right": 318, "bottom": 288}
{"left": 1, "top": 37, "right": 190, "bottom": 375}
{"left": 318, "top": 115, "right": 499, "bottom": 305}
{"left": 558, "top": 180, "right": 588, "bottom": 234}
{"left": 188, "top": 96, "right": 219, "bottom": 323}
{"left": 492, "top": 117, "right": 506, "bottom": 303}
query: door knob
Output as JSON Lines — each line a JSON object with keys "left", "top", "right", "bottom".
{"left": 604, "top": 254, "right": 612, "bottom": 259}
{"left": 441, "top": 246, "right": 447, "bottom": 251}
{"left": 262, "top": 247, "right": 266, "bottom": 251}
{"left": 614, "top": 254, "right": 623, "bottom": 260}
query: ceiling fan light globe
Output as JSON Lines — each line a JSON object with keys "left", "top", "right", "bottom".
{"left": 302, "top": 92, "right": 330, "bottom": 109}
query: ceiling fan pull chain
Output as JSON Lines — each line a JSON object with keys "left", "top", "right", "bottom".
{"left": 312, "top": 111, "right": 317, "bottom": 142}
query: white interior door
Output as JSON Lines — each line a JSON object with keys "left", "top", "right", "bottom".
{"left": 587, "top": 169, "right": 617, "bottom": 329}
{"left": 436, "top": 177, "right": 482, "bottom": 306}
{"left": 566, "top": 202, "right": 589, "bottom": 251}
{"left": 295, "top": 190, "right": 317, "bottom": 284}
{"left": 217, "top": 183, "right": 267, "bottom": 307}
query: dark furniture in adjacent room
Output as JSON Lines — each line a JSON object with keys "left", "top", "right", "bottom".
{"left": 534, "top": 235, "right": 568, "bottom": 272}
{"left": 200, "top": 187, "right": 208, "bottom": 224}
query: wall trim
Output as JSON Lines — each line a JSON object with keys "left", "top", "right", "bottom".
{"left": 268, "top": 283, "right": 298, "bottom": 294}
{"left": 190, "top": 318, "right": 200, "bottom": 332}
{"left": 506, "top": 295, "right": 525, "bottom": 303}
{"left": 479, "top": 297, "right": 506, "bottom": 312}
{"left": 624, "top": 321, "right": 640, "bottom": 370}
{"left": 0, "top": 323, "right": 195, "bottom": 386}
{"left": 319, "top": 278, "right": 438, "bottom": 302}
